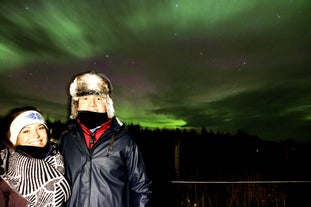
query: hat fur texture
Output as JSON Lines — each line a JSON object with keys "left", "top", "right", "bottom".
{"left": 69, "top": 71, "right": 115, "bottom": 119}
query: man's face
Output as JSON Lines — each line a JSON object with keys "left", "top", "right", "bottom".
{"left": 77, "top": 95, "right": 107, "bottom": 113}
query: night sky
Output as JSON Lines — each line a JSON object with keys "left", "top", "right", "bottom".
{"left": 0, "top": 0, "right": 310, "bottom": 142}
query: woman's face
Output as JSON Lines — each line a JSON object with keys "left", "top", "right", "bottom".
{"left": 15, "top": 123, "right": 48, "bottom": 147}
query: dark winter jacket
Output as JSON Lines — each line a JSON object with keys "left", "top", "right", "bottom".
{"left": 59, "top": 117, "right": 152, "bottom": 207}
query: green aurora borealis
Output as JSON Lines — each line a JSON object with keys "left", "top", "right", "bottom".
{"left": 0, "top": 0, "right": 310, "bottom": 142}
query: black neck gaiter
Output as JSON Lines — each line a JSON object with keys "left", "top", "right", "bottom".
{"left": 16, "top": 145, "right": 50, "bottom": 159}
{"left": 77, "top": 111, "right": 109, "bottom": 129}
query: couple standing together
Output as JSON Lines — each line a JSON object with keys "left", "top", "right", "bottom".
{"left": 0, "top": 71, "right": 152, "bottom": 207}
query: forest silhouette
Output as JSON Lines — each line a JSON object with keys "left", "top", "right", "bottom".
{"left": 1, "top": 115, "right": 310, "bottom": 206}
{"left": 47, "top": 120, "right": 311, "bottom": 207}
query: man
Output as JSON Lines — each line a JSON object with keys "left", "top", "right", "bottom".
{"left": 59, "top": 71, "right": 152, "bottom": 207}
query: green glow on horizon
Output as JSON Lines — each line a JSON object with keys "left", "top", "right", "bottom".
{"left": 116, "top": 103, "right": 187, "bottom": 129}
{"left": 127, "top": 118, "right": 187, "bottom": 129}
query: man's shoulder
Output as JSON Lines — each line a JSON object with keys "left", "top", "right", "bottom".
{"left": 60, "top": 120, "right": 79, "bottom": 134}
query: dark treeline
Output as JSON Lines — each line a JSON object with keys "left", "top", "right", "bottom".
{"left": 1, "top": 115, "right": 310, "bottom": 206}
{"left": 126, "top": 124, "right": 311, "bottom": 206}
{"left": 47, "top": 120, "right": 311, "bottom": 206}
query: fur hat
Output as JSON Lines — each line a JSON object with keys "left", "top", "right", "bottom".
{"left": 69, "top": 71, "right": 115, "bottom": 119}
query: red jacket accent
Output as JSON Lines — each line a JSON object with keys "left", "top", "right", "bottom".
{"left": 78, "top": 119, "right": 112, "bottom": 149}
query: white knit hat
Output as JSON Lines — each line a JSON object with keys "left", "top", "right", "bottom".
{"left": 9, "top": 110, "right": 48, "bottom": 145}
{"left": 69, "top": 71, "right": 115, "bottom": 119}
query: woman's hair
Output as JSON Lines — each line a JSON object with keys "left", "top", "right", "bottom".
{"left": 1, "top": 106, "right": 50, "bottom": 148}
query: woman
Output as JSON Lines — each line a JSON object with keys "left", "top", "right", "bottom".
{"left": 0, "top": 107, "right": 71, "bottom": 207}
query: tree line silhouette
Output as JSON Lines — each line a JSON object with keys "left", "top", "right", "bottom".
{"left": 2, "top": 115, "right": 310, "bottom": 206}
{"left": 47, "top": 120, "right": 311, "bottom": 206}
